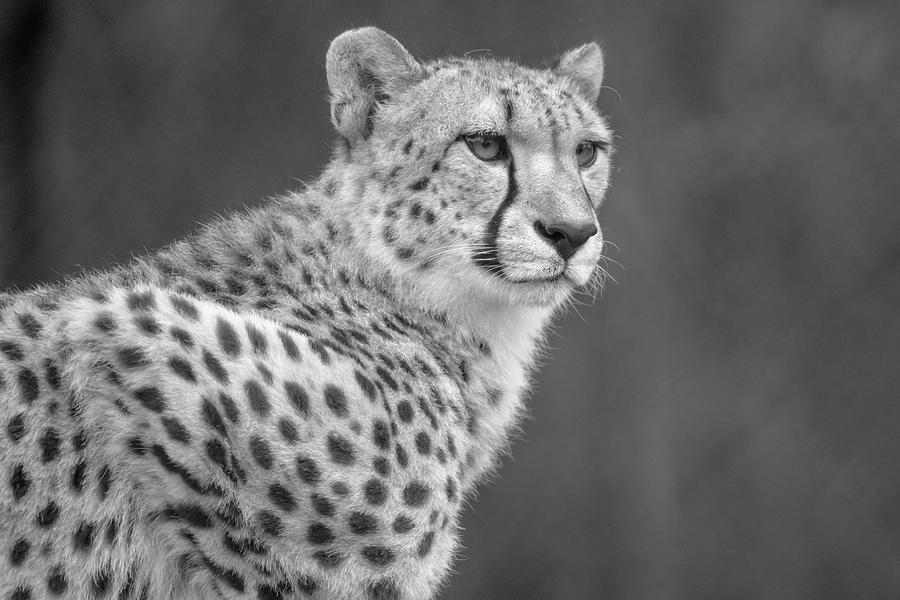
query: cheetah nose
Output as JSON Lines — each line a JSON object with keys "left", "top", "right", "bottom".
{"left": 534, "top": 219, "right": 598, "bottom": 260}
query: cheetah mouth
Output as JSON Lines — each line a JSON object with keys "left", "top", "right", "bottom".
{"left": 504, "top": 270, "right": 568, "bottom": 285}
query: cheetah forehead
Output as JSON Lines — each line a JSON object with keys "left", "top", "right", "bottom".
{"left": 383, "top": 57, "right": 611, "bottom": 142}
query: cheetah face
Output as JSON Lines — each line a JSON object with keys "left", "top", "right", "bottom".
{"left": 328, "top": 29, "right": 612, "bottom": 308}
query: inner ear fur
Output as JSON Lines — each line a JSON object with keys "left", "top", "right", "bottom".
{"left": 554, "top": 42, "right": 605, "bottom": 103}
{"left": 326, "top": 27, "right": 423, "bottom": 142}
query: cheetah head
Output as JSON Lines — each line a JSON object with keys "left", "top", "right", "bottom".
{"left": 327, "top": 28, "right": 612, "bottom": 310}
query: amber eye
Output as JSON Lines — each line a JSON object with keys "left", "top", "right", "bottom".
{"left": 576, "top": 141, "right": 598, "bottom": 168}
{"left": 464, "top": 133, "right": 507, "bottom": 161}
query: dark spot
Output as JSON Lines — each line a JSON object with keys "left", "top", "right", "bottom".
{"left": 71, "top": 461, "right": 87, "bottom": 493}
{"left": 198, "top": 352, "right": 228, "bottom": 385}
{"left": 349, "top": 511, "right": 379, "bottom": 535}
{"left": 73, "top": 522, "right": 95, "bottom": 551}
{"left": 373, "top": 456, "right": 390, "bottom": 477}
{"left": 94, "top": 312, "right": 116, "bottom": 333}
{"left": 403, "top": 139, "right": 413, "bottom": 154}
{"left": 127, "top": 291, "right": 155, "bottom": 311}
{"left": 171, "top": 326, "right": 194, "bottom": 348}
{"left": 168, "top": 356, "right": 196, "bottom": 382}
{"left": 72, "top": 429, "right": 87, "bottom": 452}
{"left": 392, "top": 514, "right": 414, "bottom": 534}
{"left": 97, "top": 465, "right": 113, "bottom": 500}
{"left": 382, "top": 225, "right": 397, "bottom": 245}
{"left": 312, "top": 549, "right": 345, "bottom": 568}
{"left": 10, "top": 464, "right": 30, "bottom": 501}
{"left": 91, "top": 566, "right": 112, "bottom": 596}
{"left": 275, "top": 385, "right": 307, "bottom": 422}
{"left": 216, "top": 318, "right": 241, "bottom": 356}
{"left": 7, "top": 413, "right": 26, "bottom": 442}
{"left": 355, "top": 371, "right": 377, "bottom": 402}
{"left": 161, "top": 416, "right": 191, "bottom": 444}
{"left": 418, "top": 531, "right": 435, "bottom": 557}
{"left": 364, "top": 478, "right": 387, "bottom": 506}
{"left": 219, "top": 393, "right": 240, "bottom": 423}
{"left": 167, "top": 503, "right": 213, "bottom": 528}
{"left": 0, "top": 340, "right": 24, "bottom": 361}
{"left": 249, "top": 437, "right": 273, "bottom": 469}
{"left": 268, "top": 483, "right": 297, "bottom": 512}
{"left": 375, "top": 367, "right": 397, "bottom": 391}
{"left": 308, "top": 339, "right": 330, "bottom": 363}
{"left": 257, "top": 510, "right": 284, "bottom": 536}
{"left": 202, "top": 399, "right": 228, "bottom": 438}
{"left": 245, "top": 380, "right": 270, "bottom": 417}
{"left": 327, "top": 433, "right": 355, "bottom": 465}
{"left": 41, "top": 360, "right": 60, "bottom": 392}
{"left": 323, "top": 384, "right": 348, "bottom": 417}
{"left": 307, "top": 522, "right": 334, "bottom": 545}
{"left": 127, "top": 437, "right": 147, "bottom": 456}
{"left": 372, "top": 420, "right": 390, "bottom": 451}
{"left": 395, "top": 444, "right": 409, "bottom": 468}
{"left": 134, "top": 386, "right": 166, "bottom": 413}
{"left": 257, "top": 582, "right": 288, "bottom": 600}
{"left": 105, "top": 520, "right": 118, "bottom": 544}
{"left": 415, "top": 431, "right": 432, "bottom": 455}
{"left": 367, "top": 579, "right": 401, "bottom": 600}
{"left": 446, "top": 476, "right": 457, "bottom": 501}
{"left": 410, "top": 177, "right": 429, "bottom": 191}
{"left": 17, "top": 313, "right": 42, "bottom": 338}
{"left": 395, "top": 247, "right": 414, "bottom": 260}
{"left": 403, "top": 481, "right": 430, "bottom": 507}
{"left": 200, "top": 554, "right": 246, "bottom": 592}
{"left": 150, "top": 444, "right": 224, "bottom": 497}
{"left": 277, "top": 330, "right": 300, "bottom": 360}
{"left": 118, "top": 346, "right": 148, "bottom": 368}
{"left": 9, "top": 537, "right": 29, "bottom": 566}
{"left": 9, "top": 586, "right": 31, "bottom": 600}
{"left": 331, "top": 481, "right": 349, "bottom": 496}
{"left": 278, "top": 418, "right": 298, "bottom": 443}
{"left": 225, "top": 276, "right": 246, "bottom": 296}
{"left": 311, "top": 494, "right": 335, "bottom": 517}
{"left": 418, "top": 397, "right": 438, "bottom": 430}
{"left": 397, "top": 401, "right": 414, "bottom": 423}
{"left": 47, "top": 564, "right": 67, "bottom": 593}
{"left": 17, "top": 368, "right": 39, "bottom": 403}
{"left": 296, "top": 456, "right": 321, "bottom": 484}
{"left": 135, "top": 314, "right": 161, "bottom": 335}
{"left": 222, "top": 531, "right": 266, "bottom": 556}
{"left": 168, "top": 296, "right": 198, "bottom": 321}
{"left": 258, "top": 364, "right": 274, "bottom": 387}
{"left": 297, "top": 575, "right": 318, "bottom": 595}
{"left": 361, "top": 545, "right": 395, "bottom": 566}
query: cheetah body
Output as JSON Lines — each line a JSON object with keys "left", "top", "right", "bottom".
{"left": 0, "top": 28, "right": 612, "bottom": 599}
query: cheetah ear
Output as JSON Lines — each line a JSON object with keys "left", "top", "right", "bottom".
{"left": 326, "top": 28, "right": 423, "bottom": 143}
{"left": 554, "top": 42, "right": 605, "bottom": 103}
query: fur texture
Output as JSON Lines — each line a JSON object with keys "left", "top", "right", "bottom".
{"left": 0, "top": 28, "right": 613, "bottom": 599}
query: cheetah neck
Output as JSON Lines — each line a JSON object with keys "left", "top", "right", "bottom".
{"left": 320, "top": 161, "right": 560, "bottom": 479}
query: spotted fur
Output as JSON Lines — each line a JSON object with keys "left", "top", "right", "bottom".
{"left": 0, "top": 28, "right": 612, "bottom": 599}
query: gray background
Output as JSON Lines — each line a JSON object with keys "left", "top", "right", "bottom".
{"left": 3, "top": 1, "right": 900, "bottom": 598}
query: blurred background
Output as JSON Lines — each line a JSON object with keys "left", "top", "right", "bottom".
{"left": 2, "top": 1, "right": 900, "bottom": 598}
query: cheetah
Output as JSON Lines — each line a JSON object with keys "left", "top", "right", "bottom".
{"left": 0, "top": 27, "right": 613, "bottom": 599}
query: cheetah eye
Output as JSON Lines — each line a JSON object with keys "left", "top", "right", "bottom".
{"left": 463, "top": 133, "right": 507, "bottom": 162}
{"left": 576, "top": 141, "right": 599, "bottom": 168}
